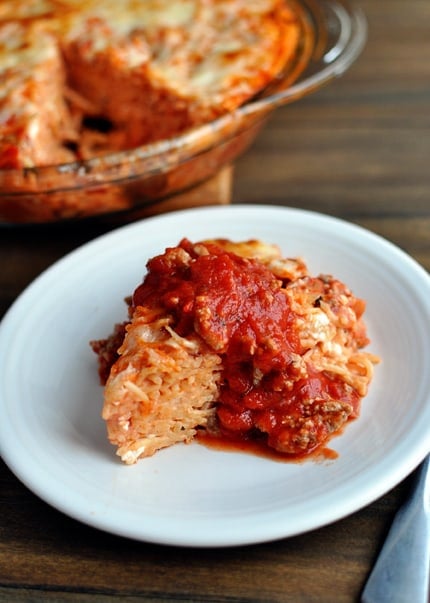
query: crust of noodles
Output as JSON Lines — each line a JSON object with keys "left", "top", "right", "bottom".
{"left": 102, "top": 307, "right": 222, "bottom": 464}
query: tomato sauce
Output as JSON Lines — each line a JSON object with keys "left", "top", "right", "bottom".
{"left": 196, "top": 430, "right": 339, "bottom": 463}
{"left": 132, "top": 239, "right": 359, "bottom": 457}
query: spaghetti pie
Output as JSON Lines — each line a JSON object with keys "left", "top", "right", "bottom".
{"left": 91, "top": 239, "right": 379, "bottom": 464}
{"left": 0, "top": 0, "right": 301, "bottom": 168}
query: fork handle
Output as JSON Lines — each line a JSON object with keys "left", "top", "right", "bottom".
{"left": 361, "top": 456, "right": 430, "bottom": 603}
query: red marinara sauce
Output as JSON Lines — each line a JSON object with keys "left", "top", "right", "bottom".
{"left": 133, "top": 239, "right": 360, "bottom": 458}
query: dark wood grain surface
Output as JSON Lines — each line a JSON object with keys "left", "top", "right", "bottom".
{"left": 1, "top": 1, "right": 429, "bottom": 601}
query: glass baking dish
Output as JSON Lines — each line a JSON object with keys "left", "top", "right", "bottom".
{"left": 0, "top": 0, "right": 367, "bottom": 225}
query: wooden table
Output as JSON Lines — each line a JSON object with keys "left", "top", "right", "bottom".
{"left": 1, "top": 1, "right": 429, "bottom": 600}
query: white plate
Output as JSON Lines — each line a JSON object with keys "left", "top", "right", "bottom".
{"left": 1, "top": 205, "right": 430, "bottom": 547}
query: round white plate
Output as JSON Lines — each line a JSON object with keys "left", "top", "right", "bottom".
{"left": 1, "top": 205, "right": 430, "bottom": 547}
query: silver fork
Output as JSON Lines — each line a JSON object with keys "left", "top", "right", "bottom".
{"left": 361, "top": 456, "right": 430, "bottom": 603}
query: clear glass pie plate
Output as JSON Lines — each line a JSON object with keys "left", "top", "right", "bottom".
{"left": 0, "top": 0, "right": 367, "bottom": 225}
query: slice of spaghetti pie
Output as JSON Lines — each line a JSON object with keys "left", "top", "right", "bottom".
{"left": 0, "top": 20, "right": 77, "bottom": 168}
{"left": 92, "top": 239, "right": 379, "bottom": 464}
